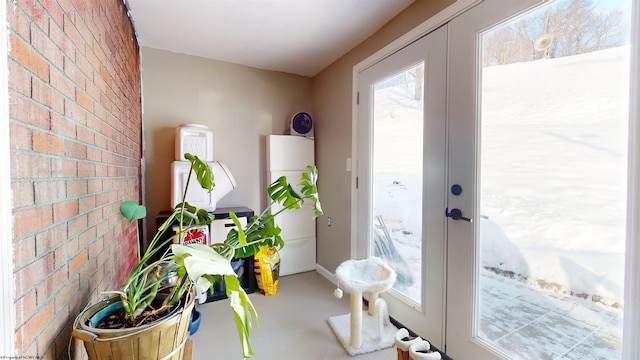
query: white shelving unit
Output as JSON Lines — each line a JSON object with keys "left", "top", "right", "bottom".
{"left": 266, "top": 135, "right": 316, "bottom": 276}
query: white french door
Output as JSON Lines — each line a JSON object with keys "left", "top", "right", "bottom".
{"left": 446, "top": 2, "right": 545, "bottom": 358}
{"left": 354, "top": 0, "right": 639, "bottom": 358}
{"left": 446, "top": 0, "right": 636, "bottom": 359}
{"left": 355, "top": 25, "right": 447, "bottom": 346}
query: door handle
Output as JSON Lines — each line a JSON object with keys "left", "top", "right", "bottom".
{"left": 446, "top": 208, "right": 473, "bottom": 222}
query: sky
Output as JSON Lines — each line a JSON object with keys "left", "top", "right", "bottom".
{"left": 596, "top": 0, "right": 632, "bottom": 10}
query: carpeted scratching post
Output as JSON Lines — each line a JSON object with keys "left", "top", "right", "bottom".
{"left": 330, "top": 257, "right": 397, "bottom": 356}
{"left": 349, "top": 289, "right": 363, "bottom": 347}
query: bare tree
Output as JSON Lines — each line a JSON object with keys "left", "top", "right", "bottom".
{"left": 405, "top": 64, "right": 424, "bottom": 101}
{"left": 482, "top": 25, "right": 527, "bottom": 66}
{"left": 553, "top": 0, "right": 624, "bottom": 56}
{"left": 482, "top": 0, "right": 625, "bottom": 66}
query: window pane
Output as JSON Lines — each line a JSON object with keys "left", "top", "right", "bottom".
{"left": 372, "top": 62, "right": 424, "bottom": 305}
{"left": 478, "top": 1, "right": 630, "bottom": 358}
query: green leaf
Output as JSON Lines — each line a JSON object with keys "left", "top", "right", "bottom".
{"left": 226, "top": 276, "right": 258, "bottom": 358}
{"left": 229, "top": 211, "right": 247, "bottom": 247}
{"left": 119, "top": 201, "right": 147, "bottom": 222}
{"left": 171, "top": 244, "right": 236, "bottom": 284}
{"left": 300, "top": 165, "right": 323, "bottom": 217}
{"left": 267, "top": 176, "right": 288, "bottom": 201}
{"left": 196, "top": 275, "right": 213, "bottom": 292}
{"left": 267, "top": 176, "right": 302, "bottom": 210}
{"left": 185, "top": 153, "right": 215, "bottom": 192}
{"left": 196, "top": 209, "right": 215, "bottom": 225}
{"left": 174, "top": 202, "right": 197, "bottom": 217}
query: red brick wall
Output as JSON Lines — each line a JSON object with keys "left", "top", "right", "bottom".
{"left": 7, "top": 0, "right": 141, "bottom": 358}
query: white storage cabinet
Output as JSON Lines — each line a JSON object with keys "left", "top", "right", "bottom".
{"left": 266, "top": 135, "right": 316, "bottom": 276}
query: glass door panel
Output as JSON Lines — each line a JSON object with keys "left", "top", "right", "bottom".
{"left": 446, "top": 0, "right": 635, "bottom": 359}
{"left": 372, "top": 62, "right": 424, "bottom": 305}
{"left": 477, "top": 2, "right": 631, "bottom": 359}
{"left": 357, "top": 25, "right": 447, "bottom": 344}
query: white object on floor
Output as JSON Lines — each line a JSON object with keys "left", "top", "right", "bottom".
{"left": 328, "top": 312, "right": 397, "bottom": 356}
{"left": 409, "top": 340, "right": 441, "bottom": 360}
{"left": 333, "top": 257, "right": 397, "bottom": 349}
{"left": 395, "top": 328, "right": 423, "bottom": 352}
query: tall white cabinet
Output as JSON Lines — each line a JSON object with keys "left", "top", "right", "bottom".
{"left": 266, "top": 135, "right": 316, "bottom": 276}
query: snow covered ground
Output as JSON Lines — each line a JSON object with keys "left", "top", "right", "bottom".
{"left": 372, "top": 46, "right": 629, "bottom": 358}
{"left": 480, "top": 46, "right": 629, "bottom": 307}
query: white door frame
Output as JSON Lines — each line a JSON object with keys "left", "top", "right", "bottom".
{"left": 1, "top": 0, "right": 16, "bottom": 356}
{"left": 623, "top": 1, "right": 640, "bottom": 358}
{"left": 350, "top": 0, "right": 482, "bottom": 258}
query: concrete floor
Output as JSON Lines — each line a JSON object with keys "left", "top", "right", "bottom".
{"left": 191, "top": 271, "right": 398, "bottom": 360}
{"left": 190, "top": 270, "right": 622, "bottom": 359}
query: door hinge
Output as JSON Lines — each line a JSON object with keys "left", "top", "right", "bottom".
{"left": 357, "top": 92, "right": 359, "bottom": 105}
{"left": 356, "top": 176, "right": 359, "bottom": 189}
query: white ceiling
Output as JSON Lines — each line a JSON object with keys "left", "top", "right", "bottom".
{"left": 125, "top": 0, "right": 415, "bottom": 77}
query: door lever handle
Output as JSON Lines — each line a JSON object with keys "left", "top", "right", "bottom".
{"left": 446, "top": 208, "right": 473, "bottom": 222}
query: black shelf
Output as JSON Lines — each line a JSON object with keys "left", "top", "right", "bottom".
{"left": 155, "top": 206, "right": 257, "bottom": 303}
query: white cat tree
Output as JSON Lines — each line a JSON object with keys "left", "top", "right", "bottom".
{"left": 330, "top": 257, "right": 397, "bottom": 355}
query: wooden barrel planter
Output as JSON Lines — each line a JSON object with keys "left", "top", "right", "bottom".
{"left": 71, "top": 292, "right": 194, "bottom": 360}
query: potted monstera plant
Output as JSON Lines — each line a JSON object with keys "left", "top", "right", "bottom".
{"left": 71, "top": 154, "right": 322, "bottom": 359}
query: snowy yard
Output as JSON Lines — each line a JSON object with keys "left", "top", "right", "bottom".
{"left": 373, "top": 46, "right": 628, "bottom": 358}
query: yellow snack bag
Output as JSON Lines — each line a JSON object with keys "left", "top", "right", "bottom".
{"left": 254, "top": 246, "right": 281, "bottom": 296}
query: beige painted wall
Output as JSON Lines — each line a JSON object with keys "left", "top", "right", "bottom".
{"left": 140, "top": 47, "right": 312, "bottom": 233}
{"left": 140, "top": 0, "right": 455, "bottom": 273}
{"left": 311, "top": 0, "right": 455, "bottom": 273}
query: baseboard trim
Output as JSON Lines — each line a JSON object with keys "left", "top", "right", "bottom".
{"left": 315, "top": 263, "right": 338, "bottom": 286}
